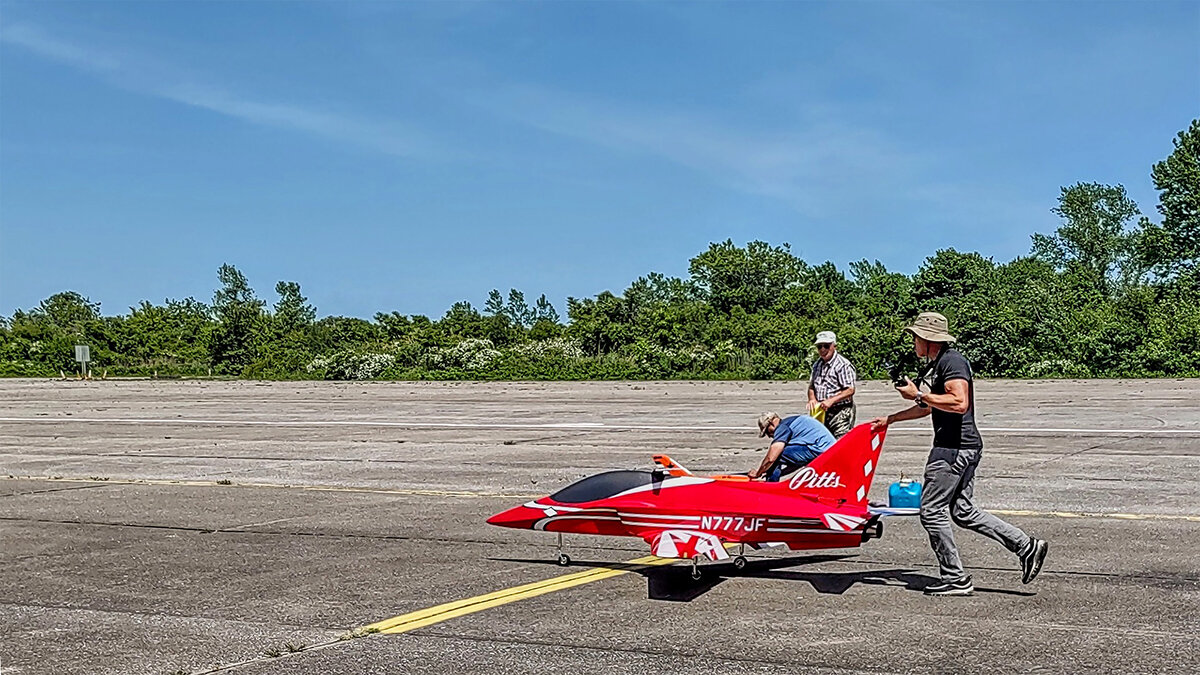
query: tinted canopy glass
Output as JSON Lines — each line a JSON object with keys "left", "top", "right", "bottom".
{"left": 549, "top": 470, "right": 656, "bottom": 504}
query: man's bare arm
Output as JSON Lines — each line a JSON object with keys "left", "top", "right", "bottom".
{"left": 750, "top": 441, "right": 787, "bottom": 479}
{"left": 870, "top": 405, "right": 931, "bottom": 431}
{"left": 920, "top": 378, "right": 970, "bottom": 414}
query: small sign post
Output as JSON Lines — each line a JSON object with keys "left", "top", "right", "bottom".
{"left": 74, "top": 345, "right": 90, "bottom": 379}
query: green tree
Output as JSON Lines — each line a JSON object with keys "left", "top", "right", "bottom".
{"left": 1142, "top": 119, "right": 1200, "bottom": 278}
{"left": 210, "top": 264, "right": 266, "bottom": 374}
{"left": 484, "top": 289, "right": 505, "bottom": 316}
{"left": 533, "top": 294, "right": 560, "bottom": 323}
{"left": 31, "top": 291, "right": 101, "bottom": 330}
{"left": 505, "top": 289, "right": 534, "bottom": 327}
{"left": 115, "top": 298, "right": 212, "bottom": 374}
{"left": 567, "top": 291, "right": 631, "bottom": 356}
{"left": 375, "top": 312, "right": 413, "bottom": 340}
{"left": 273, "top": 281, "right": 316, "bottom": 334}
{"left": 309, "top": 316, "right": 383, "bottom": 351}
{"left": 1031, "top": 183, "right": 1142, "bottom": 290}
{"left": 440, "top": 302, "right": 486, "bottom": 339}
{"left": 913, "top": 249, "right": 996, "bottom": 310}
{"left": 688, "top": 240, "right": 805, "bottom": 313}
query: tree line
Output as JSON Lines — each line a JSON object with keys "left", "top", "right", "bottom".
{"left": 3, "top": 120, "right": 1197, "bottom": 381}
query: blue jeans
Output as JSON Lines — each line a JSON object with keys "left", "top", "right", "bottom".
{"left": 766, "top": 445, "right": 821, "bottom": 482}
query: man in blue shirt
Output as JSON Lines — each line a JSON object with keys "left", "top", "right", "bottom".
{"left": 749, "top": 411, "right": 836, "bottom": 481}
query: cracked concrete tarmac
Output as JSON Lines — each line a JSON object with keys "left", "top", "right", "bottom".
{"left": 1, "top": 378, "right": 1197, "bottom": 674}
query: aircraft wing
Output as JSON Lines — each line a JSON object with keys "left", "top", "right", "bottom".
{"left": 867, "top": 506, "right": 920, "bottom": 517}
{"left": 644, "top": 529, "right": 731, "bottom": 561}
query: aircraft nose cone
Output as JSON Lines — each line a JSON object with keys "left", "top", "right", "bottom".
{"left": 486, "top": 504, "right": 540, "bottom": 529}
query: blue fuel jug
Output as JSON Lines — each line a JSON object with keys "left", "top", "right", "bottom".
{"left": 888, "top": 476, "right": 922, "bottom": 508}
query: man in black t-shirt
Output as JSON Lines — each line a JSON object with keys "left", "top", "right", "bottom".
{"left": 871, "top": 312, "right": 1049, "bottom": 596}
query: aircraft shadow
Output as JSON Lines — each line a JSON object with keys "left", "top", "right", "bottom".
{"left": 491, "top": 555, "right": 1035, "bottom": 601}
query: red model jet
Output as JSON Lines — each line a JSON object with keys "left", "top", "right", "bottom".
{"left": 488, "top": 423, "right": 909, "bottom": 578}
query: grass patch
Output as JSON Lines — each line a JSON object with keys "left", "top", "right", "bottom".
{"left": 340, "top": 626, "right": 381, "bottom": 640}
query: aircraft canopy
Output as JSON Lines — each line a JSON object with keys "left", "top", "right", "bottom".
{"left": 550, "top": 470, "right": 656, "bottom": 503}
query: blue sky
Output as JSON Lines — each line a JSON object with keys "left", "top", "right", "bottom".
{"left": 2, "top": 1, "right": 1197, "bottom": 320}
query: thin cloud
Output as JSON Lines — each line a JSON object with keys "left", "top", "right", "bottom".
{"left": 1, "top": 23, "right": 121, "bottom": 73}
{"left": 1, "top": 22, "right": 444, "bottom": 160}
{"left": 467, "top": 83, "right": 938, "bottom": 218}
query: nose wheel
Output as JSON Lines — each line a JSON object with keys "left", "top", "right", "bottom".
{"left": 555, "top": 532, "right": 570, "bottom": 566}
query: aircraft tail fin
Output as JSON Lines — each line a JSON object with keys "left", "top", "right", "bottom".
{"left": 786, "top": 423, "right": 887, "bottom": 505}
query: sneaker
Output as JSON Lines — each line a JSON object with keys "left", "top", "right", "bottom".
{"left": 1020, "top": 538, "right": 1049, "bottom": 584}
{"left": 924, "top": 576, "right": 974, "bottom": 596}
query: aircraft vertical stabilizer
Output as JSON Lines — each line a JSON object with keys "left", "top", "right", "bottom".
{"left": 789, "top": 423, "right": 886, "bottom": 505}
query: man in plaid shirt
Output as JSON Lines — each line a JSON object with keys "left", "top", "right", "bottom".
{"left": 807, "top": 330, "right": 857, "bottom": 438}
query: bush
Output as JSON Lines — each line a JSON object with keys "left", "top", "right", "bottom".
{"left": 307, "top": 350, "right": 396, "bottom": 380}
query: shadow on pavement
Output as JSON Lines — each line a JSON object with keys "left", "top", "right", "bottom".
{"left": 491, "top": 553, "right": 1036, "bottom": 601}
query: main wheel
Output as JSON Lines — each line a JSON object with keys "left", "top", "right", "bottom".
{"left": 557, "top": 553, "right": 571, "bottom": 566}
{"left": 733, "top": 555, "right": 748, "bottom": 571}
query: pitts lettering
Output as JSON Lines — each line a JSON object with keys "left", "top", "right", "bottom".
{"left": 788, "top": 467, "right": 844, "bottom": 490}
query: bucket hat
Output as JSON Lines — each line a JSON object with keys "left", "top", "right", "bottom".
{"left": 904, "top": 312, "right": 956, "bottom": 343}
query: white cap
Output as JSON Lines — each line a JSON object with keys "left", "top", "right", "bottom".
{"left": 814, "top": 331, "right": 836, "bottom": 345}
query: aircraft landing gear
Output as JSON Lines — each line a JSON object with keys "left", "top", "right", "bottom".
{"left": 555, "top": 532, "right": 571, "bottom": 566}
{"left": 691, "top": 558, "right": 703, "bottom": 581}
{"left": 732, "top": 543, "right": 748, "bottom": 571}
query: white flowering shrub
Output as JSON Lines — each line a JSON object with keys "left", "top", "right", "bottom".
{"left": 713, "top": 339, "right": 738, "bottom": 359}
{"left": 509, "top": 338, "right": 585, "bottom": 361}
{"left": 425, "top": 338, "right": 502, "bottom": 371}
{"left": 684, "top": 345, "right": 715, "bottom": 368}
{"left": 306, "top": 350, "right": 395, "bottom": 380}
{"left": 1020, "top": 359, "right": 1091, "bottom": 379}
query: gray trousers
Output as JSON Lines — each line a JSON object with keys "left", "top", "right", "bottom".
{"left": 921, "top": 446, "right": 1031, "bottom": 581}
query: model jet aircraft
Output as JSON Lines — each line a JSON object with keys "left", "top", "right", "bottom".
{"left": 488, "top": 423, "right": 912, "bottom": 578}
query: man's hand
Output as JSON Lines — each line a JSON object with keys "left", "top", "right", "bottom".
{"left": 807, "top": 399, "right": 820, "bottom": 414}
{"left": 747, "top": 467, "right": 761, "bottom": 480}
{"left": 870, "top": 416, "right": 890, "bottom": 432}
{"left": 818, "top": 399, "right": 831, "bottom": 411}
{"left": 895, "top": 380, "right": 919, "bottom": 400}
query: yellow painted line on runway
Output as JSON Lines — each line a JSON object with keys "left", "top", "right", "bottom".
{"left": 363, "top": 555, "right": 676, "bottom": 635}
{"left": 994, "top": 508, "right": 1200, "bottom": 523}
